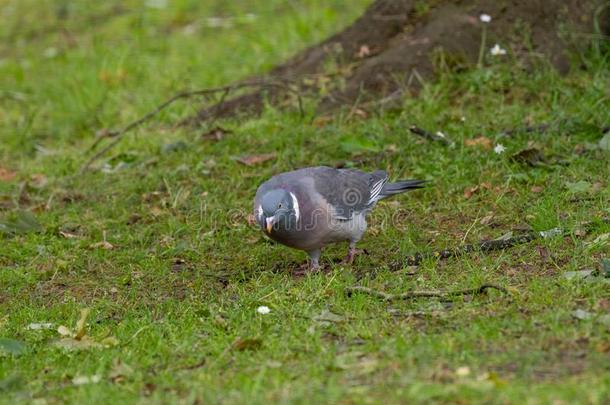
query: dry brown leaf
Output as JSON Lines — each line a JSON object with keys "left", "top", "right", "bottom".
{"left": 464, "top": 136, "right": 493, "bottom": 149}
{"left": 0, "top": 166, "right": 17, "bottom": 182}
{"left": 201, "top": 126, "right": 231, "bottom": 141}
{"left": 29, "top": 173, "right": 48, "bottom": 188}
{"left": 479, "top": 214, "right": 495, "bottom": 225}
{"left": 55, "top": 336, "right": 102, "bottom": 351}
{"left": 237, "top": 153, "right": 277, "bottom": 166}
{"left": 59, "top": 230, "right": 80, "bottom": 239}
{"left": 531, "top": 186, "right": 544, "bottom": 193}
{"left": 90, "top": 241, "right": 115, "bottom": 250}
{"left": 312, "top": 115, "right": 333, "bottom": 127}
{"left": 464, "top": 185, "right": 479, "bottom": 199}
{"left": 74, "top": 308, "right": 90, "bottom": 339}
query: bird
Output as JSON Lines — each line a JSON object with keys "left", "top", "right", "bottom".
{"left": 253, "top": 166, "right": 425, "bottom": 273}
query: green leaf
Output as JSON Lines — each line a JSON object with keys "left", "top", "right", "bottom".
{"left": 601, "top": 258, "right": 610, "bottom": 278}
{"left": 0, "top": 374, "right": 24, "bottom": 392}
{"left": 0, "top": 211, "right": 42, "bottom": 235}
{"left": 0, "top": 338, "right": 26, "bottom": 355}
{"left": 161, "top": 141, "right": 188, "bottom": 154}
{"left": 339, "top": 135, "right": 380, "bottom": 154}
{"left": 565, "top": 180, "right": 591, "bottom": 194}
{"left": 598, "top": 132, "right": 610, "bottom": 151}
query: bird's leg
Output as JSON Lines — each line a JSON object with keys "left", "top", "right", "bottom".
{"left": 293, "top": 249, "right": 322, "bottom": 276}
{"left": 341, "top": 241, "right": 364, "bottom": 264}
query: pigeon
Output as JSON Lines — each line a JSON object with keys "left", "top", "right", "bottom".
{"left": 253, "top": 166, "right": 425, "bottom": 273}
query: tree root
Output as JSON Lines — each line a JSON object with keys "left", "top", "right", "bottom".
{"left": 79, "top": 80, "right": 303, "bottom": 173}
{"left": 345, "top": 284, "right": 509, "bottom": 301}
{"left": 395, "top": 219, "right": 608, "bottom": 268}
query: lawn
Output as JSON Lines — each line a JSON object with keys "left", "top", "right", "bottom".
{"left": 1, "top": 0, "right": 609, "bottom": 403}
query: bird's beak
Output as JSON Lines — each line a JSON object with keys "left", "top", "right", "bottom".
{"left": 265, "top": 216, "right": 275, "bottom": 233}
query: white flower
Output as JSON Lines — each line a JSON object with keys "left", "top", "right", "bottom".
{"left": 479, "top": 14, "right": 491, "bottom": 23}
{"left": 435, "top": 131, "right": 447, "bottom": 139}
{"left": 490, "top": 44, "right": 507, "bottom": 56}
{"left": 256, "top": 306, "right": 271, "bottom": 315}
{"left": 494, "top": 144, "right": 506, "bottom": 154}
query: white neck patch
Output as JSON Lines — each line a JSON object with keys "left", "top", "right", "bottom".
{"left": 256, "top": 204, "right": 263, "bottom": 220}
{"left": 289, "top": 192, "right": 300, "bottom": 221}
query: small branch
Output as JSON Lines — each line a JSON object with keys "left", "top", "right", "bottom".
{"left": 395, "top": 219, "right": 608, "bottom": 268}
{"left": 346, "top": 284, "right": 509, "bottom": 301}
{"left": 400, "top": 232, "right": 539, "bottom": 267}
{"left": 79, "top": 80, "right": 302, "bottom": 173}
{"left": 409, "top": 125, "right": 454, "bottom": 146}
{"left": 497, "top": 123, "right": 552, "bottom": 138}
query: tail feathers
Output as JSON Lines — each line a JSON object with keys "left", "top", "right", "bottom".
{"left": 379, "top": 179, "right": 427, "bottom": 198}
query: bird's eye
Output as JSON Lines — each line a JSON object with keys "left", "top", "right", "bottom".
{"left": 278, "top": 203, "right": 283, "bottom": 209}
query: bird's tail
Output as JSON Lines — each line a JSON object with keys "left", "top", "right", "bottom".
{"left": 379, "top": 179, "right": 427, "bottom": 199}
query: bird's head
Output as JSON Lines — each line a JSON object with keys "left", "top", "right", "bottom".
{"left": 257, "top": 189, "right": 300, "bottom": 234}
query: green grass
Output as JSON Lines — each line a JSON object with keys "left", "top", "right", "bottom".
{"left": 1, "top": 0, "right": 609, "bottom": 403}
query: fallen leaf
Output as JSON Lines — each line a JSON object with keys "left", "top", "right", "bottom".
{"left": 340, "top": 135, "right": 380, "bottom": 154}
{"left": 161, "top": 141, "right": 188, "bottom": 154}
{"left": 531, "top": 186, "right": 544, "bottom": 193}
{"left": 572, "top": 309, "right": 592, "bottom": 320}
{"left": 89, "top": 241, "right": 115, "bottom": 250}
{"left": 572, "top": 309, "right": 610, "bottom": 325}
{"left": 127, "top": 213, "right": 142, "bottom": 225}
{"left": 0, "top": 167, "right": 17, "bottom": 182}
{"left": 565, "top": 180, "right": 591, "bottom": 194}
{"left": 201, "top": 126, "right": 231, "bottom": 141}
{"left": 464, "top": 136, "right": 492, "bottom": 149}
{"left": 0, "top": 374, "right": 24, "bottom": 391}
{"left": 599, "top": 132, "right": 610, "bottom": 151}
{"left": 333, "top": 352, "right": 378, "bottom": 375}
{"left": 312, "top": 115, "right": 333, "bottom": 127}
{"left": 109, "top": 358, "right": 133, "bottom": 383}
{"left": 100, "top": 336, "right": 120, "bottom": 347}
{"left": 237, "top": 153, "right": 277, "bottom": 166}
{"left": 463, "top": 185, "right": 479, "bottom": 199}
{"left": 74, "top": 308, "right": 90, "bottom": 339}
{"left": 232, "top": 337, "right": 262, "bottom": 351}
{"left": 563, "top": 269, "right": 596, "bottom": 280}
{"left": 479, "top": 214, "right": 495, "bottom": 225}
{"left": 313, "top": 309, "right": 346, "bottom": 325}
{"left": 602, "top": 258, "right": 610, "bottom": 278}
{"left": 0, "top": 211, "right": 43, "bottom": 235}
{"left": 510, "top": 147, "right": 545, "bottom": 167}
{"left": 59, "top": 230, "right": 80, "bottom": 239}
{"left": 0, "top": 338, "right": 25, "bottom": 355}
{"left": 28, "top": 173, "right": 48, "bottom": 189}
{"left": 54, "top": 336, "right": 102, "bottom": 351}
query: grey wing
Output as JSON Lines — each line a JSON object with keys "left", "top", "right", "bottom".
{"left": 310, "top": 167, "right": 388, "bottom": 220}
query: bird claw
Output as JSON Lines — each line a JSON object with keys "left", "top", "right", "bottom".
{"left": 292, "top": 262, "right": 325, "bottom": 277}
{"left": 341, "top": 248, "right": 367, "bottom": 265}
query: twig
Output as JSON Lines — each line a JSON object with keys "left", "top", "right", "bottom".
{"left": 346, "top": 284, "right": 509, "bottom": 301}
{"left": 395, "top": 219, "right": 608, "bottom": 268}
{"left": 409, "top": 125, "right": 454, "bottom": 146}
{"left": 497, "top": 123, "right": 552, "bottom": 138}
{"left": 79, "top": 80, "right": 302, "bottom": 173}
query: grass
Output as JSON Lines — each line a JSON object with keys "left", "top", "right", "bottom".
{"left": 1, "top": 0, "right": 609, "bottom": 403}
